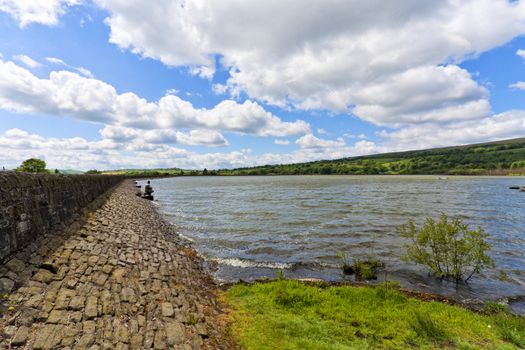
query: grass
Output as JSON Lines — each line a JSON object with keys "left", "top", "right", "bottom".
{"left": 223, "top": 280, "right": 525, "bottom": 349}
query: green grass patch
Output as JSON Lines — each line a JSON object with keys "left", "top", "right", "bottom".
{"left": 224, "top": 280, "right": 525, "bottom": 349}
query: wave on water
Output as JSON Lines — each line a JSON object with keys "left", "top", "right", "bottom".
{"left": 213, "top": 257, "right": 341, "bottom": 270}
{"left": 213, "top": 257, "right": 293, "bottom": 269}
{"left": 175, "top": 231, "right": 196, "bottom": 242}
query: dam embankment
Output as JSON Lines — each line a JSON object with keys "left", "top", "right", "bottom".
{"left": 0, "top": 178, "right": 235, "bottom": 349}
{"left": 0, "top": 172, "right": 124, "bottom": 261}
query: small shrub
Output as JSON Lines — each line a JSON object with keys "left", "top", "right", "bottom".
{"left": 337, "top": 252, "right": 383, "bottom": 279}
{"left": 400, "top": 213, "right": 495, "bottom": 282}
{"left": 354, "top": 258, "right": 383, "bottom": 280}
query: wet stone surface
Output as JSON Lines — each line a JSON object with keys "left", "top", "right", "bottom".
{"left": 0, "top": 181, "right": 236, "bottom": 349}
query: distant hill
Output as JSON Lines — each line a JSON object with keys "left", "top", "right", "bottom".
{"left": 214, "top": 138, "right": 525, "bottom": 176}
{"left": 59, "top": 169, "right": 84, "bottom": 175}
{"left": 103, "top": 138, "right": 525, "bottom": 176}
{"left": 101, "top": 168, "right": 184, "bottom": 177}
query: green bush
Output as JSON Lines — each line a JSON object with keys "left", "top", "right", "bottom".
{"left": 336, "top": 252, "right": 383, "bottom": 280}
{"left": 354, "top": 258, "right": 383, "bottom": 280}
{"left": 399, "top": 214, "right": 495, "bottom": 282}
{"left": 16, "top": 158, "right": 49, "bottom": 173}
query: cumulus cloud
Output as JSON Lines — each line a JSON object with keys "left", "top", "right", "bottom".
{"left": 0, "top": 0, "right": 81, "bottom": 27}
{"left": 0, "top": 58, "right": 310, "bottom": 137}
{"left": 0, "top": 128, "right": 246, "bottom": 170}
{"left": 518, "top": 49, "right": 525, "bottom": 60}
{"left": 13, "top": 54, "right": 41, "bottom": 68}
{"left": 0, "top": 127, "right": 379, "bottom": 170}
{"left": 93, "top": 0, "right": 525, "bottom": 127}
{"left": 378, "top": 111, "right": 525, "bottom": 151}
{"left": 296, "top": 134, "right": 346, "bottom": 149}
{"left": 510, "top": 81, "right": 525, "bottom": 90}
{"left": 99, "top": 125, "right": 229, "bottom": 147}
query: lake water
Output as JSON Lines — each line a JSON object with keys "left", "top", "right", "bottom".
{"left": 143, "top": 176, "right": 525, "bottom": 308}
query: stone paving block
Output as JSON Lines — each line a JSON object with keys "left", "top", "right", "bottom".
{"left": 85, "top": 296, "right": 98, "bottom": 319}
{"left": 11, "top": 326, "right": 29, "bottom": 346}
{"left": 33, "top": 269, "right": 55, "bottom": 283}
{"left": 161, "top": 302, "right": 174, "bottom": 317}
{"left": 47, "top": 310, "right": 68, "bottom": 324}
{"left": 33, "top": 325, "right": 63, "bottom": 350}
{"left": 5, "top": 258, "right": 25, "bottom": 273}
{"left": 69, "top": 295, "right": 86, "bottom": 310}
{"left": 165, "top": 322, "right": 184, "bottom": 346}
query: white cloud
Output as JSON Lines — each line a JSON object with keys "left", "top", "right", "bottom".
{"left": 93, "top": 0, "right": 525, "bottom": 127}
{"left": 510, "top": 81, "right": 525, "bottom": 90}
{"left": 0, "top": 0, "right": 81, "bottom": 27}
{"left": 13, "top": 54, "right": 41, "bottom": 68}
{"left": 517, "top": 49, "right": 525, "bottom": 60}
{"left": 0, "top": 127, "right": 379, "bottom": 170}
{"left": 296, "top": 134, "right": 346, "bottom": 149}
{"left": 99, "top": 125, "right": 229, "bottom": 147}
{"left": 0, "top": 58, "right": 310, "bottom": 137}
{"left": 317, "top": 128, "right": 327, "bottom": 135}
{"left": 274, "top": 139, "right": 290, "bottom": 145}
{"left": 189, "top": 64, "right": 215, "bottom": 80}
{"left": 0, "top": 128, "right": 241, "bottom": 170}
{"left": 46, "top": 56, "right": 94, "bottom": 78}
{"left": 212, "top": 83, "right": 228, "bottom": 95}
{"left": 378, "top": 111, "right": 525, "bottom": 151}
{"left": 1, "top": 111, "right": 524, "bottom": 171}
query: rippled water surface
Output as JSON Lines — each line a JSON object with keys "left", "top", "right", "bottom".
{"left": 145, "top": 176, "right": 525, "bottom": 303}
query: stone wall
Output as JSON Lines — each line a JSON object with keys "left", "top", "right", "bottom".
{"left": 0, "top": 172, "right": 123, "bottom": 261}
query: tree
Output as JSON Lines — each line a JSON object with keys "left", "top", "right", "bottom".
{"left": 399, "top": 214, "right": 495, "bottom": 282}
{"left": 85, "top": 169, "right": 101, "bottom": 174}
{"left": 16, "top": 158, "right": 49, "bottom": 173}
{"left": 202, "top": 168, "right": 208, "bottom": 175}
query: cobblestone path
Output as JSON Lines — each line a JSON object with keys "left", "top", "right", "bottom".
{"left": 0, "top": 181, "right": 236, "bottom": 349}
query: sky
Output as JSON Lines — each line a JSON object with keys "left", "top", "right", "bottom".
{"left": 0, "top": 1, "right": 524, "bottom": 170}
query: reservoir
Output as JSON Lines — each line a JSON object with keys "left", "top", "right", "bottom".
{"left": 147, "top": 175, "right": 525, "bottom": 303}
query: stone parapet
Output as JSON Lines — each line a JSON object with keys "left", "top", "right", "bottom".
{"left": 0, "top": 172, "right": 123, "bottom": 261}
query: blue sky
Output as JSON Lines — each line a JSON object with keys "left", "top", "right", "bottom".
{"left": 0, "top": 0, "right": 524, "bottom": 170}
